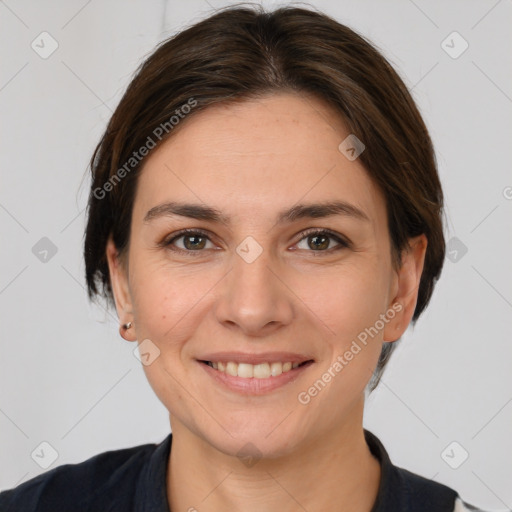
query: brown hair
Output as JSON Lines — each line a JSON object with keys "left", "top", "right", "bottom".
{"left": 84, "top": 5, "right": 445, "bottom": 390}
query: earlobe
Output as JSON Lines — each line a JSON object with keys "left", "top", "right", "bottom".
{"left": 383, "top": 234, "right": 428, "bottom": 342}
{"left": 119, "top": 320, "right": 137, "bottom": 342}
{"left": 106, "top": 238, "right": 137, "bottom": 342}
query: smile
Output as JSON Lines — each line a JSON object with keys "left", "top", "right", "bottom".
{"left": 197, "top": 352, "right": 315, "bottom": 394}
{"left": 201, "top": 360, "right": 311, "bottom": 379}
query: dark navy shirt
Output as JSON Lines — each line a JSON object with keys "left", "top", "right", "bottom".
{"left": 0, "top": 430, "right": 484, "bottom": 511}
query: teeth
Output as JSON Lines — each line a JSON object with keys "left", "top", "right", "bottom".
{"left": 237, "top": 363, "right": 254, "bottom": 378}
{"left": 207, "top": 360, "right": 305, "bottom": 378}
{"left": 226, "top": 361, "right": 238, "bottom": 377}
{"left": 270, "top": 362, "right": 283, "bottom": 376}
{"left": 253, "top": 363, "right": 270, "bottom": 379}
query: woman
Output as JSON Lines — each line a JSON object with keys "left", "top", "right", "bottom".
{"left": 0, "top": 5, "right": 494, "bottom": 511}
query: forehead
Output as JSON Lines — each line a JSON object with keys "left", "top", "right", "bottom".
{"left": 134, "top": 93, "right": 386, "bottom": 227}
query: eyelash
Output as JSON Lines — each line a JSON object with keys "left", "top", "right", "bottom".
{"left": 163, "top": 228, "right": 350, "bottom": 255}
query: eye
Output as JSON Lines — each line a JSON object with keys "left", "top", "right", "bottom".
{"left": 163, "top": 228, "right": 350, "bottom": 255}
{"left": 164, "top": 229, "right": 216, "bottom": 252}
{"left": 294, "top": 229, "right": 350, "bottom": 252}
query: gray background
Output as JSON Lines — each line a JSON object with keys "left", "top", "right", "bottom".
{"left": 1, "top": 0, "right": 511, "bottom": 509}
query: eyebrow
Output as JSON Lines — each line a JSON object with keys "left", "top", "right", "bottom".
{"left": 143, "top": 200, "right": 370, "bottom": 225}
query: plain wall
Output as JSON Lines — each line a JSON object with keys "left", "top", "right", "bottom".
{"left": 1, "top": 0, "right": 511, "bottom": 509}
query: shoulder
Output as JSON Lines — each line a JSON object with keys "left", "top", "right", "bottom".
{"left": 363, "top": 429, "right": 504, "bottom": 512}
{"left": 397, "top": 466, "right": 495, "bottom": 512}
{"left": 396, "top": 464, "right": 459, "bottom": 509}
{"left": 0, "top": 440, "right": 160, "bottom": 512}
{"left": 453, "top": 497, "right": 510, "bottom": 512}
{"left": 393, "top": 461, "right": 507, "bottom": 512}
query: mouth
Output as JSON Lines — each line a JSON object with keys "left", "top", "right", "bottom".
{"left": 196, "top": 353, "right": 315, "bottom": 395}
{"left": 199, "top": 360, "right": 313, "bottom": 379}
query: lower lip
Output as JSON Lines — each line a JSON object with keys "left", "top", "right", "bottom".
{"left": 198, "top": 361, "right": 313, "bottom": 395}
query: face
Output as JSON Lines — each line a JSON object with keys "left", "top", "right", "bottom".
{"left": 107, "top": 93, "right": 426, "bottom": 459}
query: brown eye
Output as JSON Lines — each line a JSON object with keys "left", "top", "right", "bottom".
{"left": 307, "top": 234, "right": 330, "bottom": 250}
{"left": 165, "top": 230, "right": 214, "bottom": 252}
{"left": 182, "top": 234, "right": 207, "bottom": 250}
{"left": 295, "top": 229, "right": 349, "bottom": 252}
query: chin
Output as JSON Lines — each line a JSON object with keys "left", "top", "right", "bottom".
{"left": 196, "top": 415, "right": 306, "bottom": 462}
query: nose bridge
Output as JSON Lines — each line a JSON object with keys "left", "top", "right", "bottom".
{"left": 215, "top": 240, "right": 294, "bottom": 334}
{"left": 233, "top": 245, "right": 273, "bottom": 295}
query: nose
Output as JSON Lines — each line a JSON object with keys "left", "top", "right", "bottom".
{"left": 214, "top": 247, "right": 295, "bottom": 337}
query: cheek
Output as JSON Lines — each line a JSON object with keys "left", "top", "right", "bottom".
{"left": 127, "top": 259, "right": 215, "bottom": 412}
{"left": 129, "top": 248, "right": 391, "bottom": 348}
{"left": 129, "top": 255, "right": 217, "bottom": 345}
{"left": 306, "top": 261, "right": 390, "bottom": 388}
{"left": 304, "top": 260, "right": 390, "bottom": 338}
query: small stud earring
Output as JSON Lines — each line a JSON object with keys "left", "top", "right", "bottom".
{"left": 122, "top": 322, "right": 132, "bottom": 330}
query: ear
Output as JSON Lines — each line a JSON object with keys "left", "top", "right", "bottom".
{"left": 106, "top": 237, "right": 137, "bottom": 341}
{"left": 383, "top": 234, "right": 428, "bottom": 342}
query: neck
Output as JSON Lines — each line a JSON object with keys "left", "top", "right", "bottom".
{"left": 166, "top": 399, "right": 381, "bottom": 512}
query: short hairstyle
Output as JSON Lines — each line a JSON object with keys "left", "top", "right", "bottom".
{"left": 84, "top": 5, "right": 445, "bottom": 391}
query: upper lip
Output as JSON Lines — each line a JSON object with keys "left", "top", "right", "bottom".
{"left": 197, "top": 351, "right": 315, "bottom": 365}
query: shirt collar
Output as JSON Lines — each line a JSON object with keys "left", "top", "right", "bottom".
{"left": 365, "top": 428, "right": 407, "bottom": 511}
{"left": 134, "top": 432, "right": 172, "bottom": 512}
